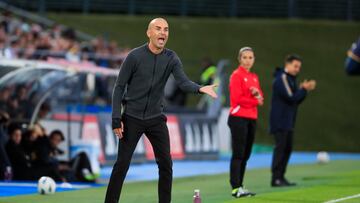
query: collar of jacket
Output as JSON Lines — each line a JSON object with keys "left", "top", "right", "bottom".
{"left": 284, "top": 68, "right": 297, "bottom": 79}
{"left": 275, "top": 67, "right": 296, "bottom": 79}
{"left": 144, "top": 42, "right": 165, "bottom": 55}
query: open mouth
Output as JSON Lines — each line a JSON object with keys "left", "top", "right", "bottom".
{"left": 158, "top": 37, "right": 165, "bottom": 44}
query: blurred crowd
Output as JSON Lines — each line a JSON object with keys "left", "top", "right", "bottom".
{"left": 0, "top": 85, "right": 31, "bottom": 121}
{"left": 0, "top": 10, "right": 125, "bottom": 182}
{"left": 1, "top": 122, "right": 97, "bottom": 182}
{"left": 0, "top": 11, "right": 130, "bottom": 69}
{"left": 0, "top": 74, "right": 95, "bottom": 182}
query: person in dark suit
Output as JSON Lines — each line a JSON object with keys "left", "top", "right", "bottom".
{"left": 269, "top": 54, "right": 316, "bottom": 187}
{"left": 345, "top": 37, "right": 360, "bottom": 75}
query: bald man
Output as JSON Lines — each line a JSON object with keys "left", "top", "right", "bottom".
{"left": 104, "top": 18, "right": 217, "bottom": 203}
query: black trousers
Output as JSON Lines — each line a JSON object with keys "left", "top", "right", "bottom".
{"left": 104, "top": 114, "right": 172, "bottom": 203}
{"left": 271, "top": 130, "right": 293, "bottom": 180}
{"left": 228, "top": 115, "right": 256, "bottom": 189}
{"left": 70, "top": 152, "right": 93, "bottom": 182}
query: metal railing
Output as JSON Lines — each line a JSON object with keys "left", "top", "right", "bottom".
{"left": 3, "top": 0, "right": 359, "bottom": 21}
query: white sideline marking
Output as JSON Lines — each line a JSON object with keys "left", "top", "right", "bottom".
{"left": 0, "top": 182, "right": 92, "bottom": 189}
{"left": 324, "top": 193, "right": 360, "bottom": 203}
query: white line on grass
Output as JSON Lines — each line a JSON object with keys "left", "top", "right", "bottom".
{"left": 0, "top": 182, "right": 92, "bottom": 189}
{"left": 324, "top": 193, "right": 360, "bottom": 203}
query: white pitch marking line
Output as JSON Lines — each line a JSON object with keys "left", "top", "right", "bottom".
{"left": 0, "top": 182, "right": 92, "bottom": 189}
{"left": 324, "top": 193, "right": 360, "bottom": 203}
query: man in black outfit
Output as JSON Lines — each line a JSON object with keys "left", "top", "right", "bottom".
{"left": 104, "top": 18, "right": 217, "bottom": 203}
{"left": 269, "top": 54, "right": 316, "bottom": 187}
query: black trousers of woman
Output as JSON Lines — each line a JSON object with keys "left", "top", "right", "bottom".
{"left": 228, "top": 115, "right": 256, "bottom": 189}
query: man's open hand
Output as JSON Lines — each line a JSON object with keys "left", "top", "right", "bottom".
{"left": 199, "top": 84, "right": 218, "bottom": 99}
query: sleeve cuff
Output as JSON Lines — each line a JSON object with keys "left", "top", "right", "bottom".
{"left": 198, "top": 86, "right": 203, "bottom": 94}
{"left": 112, "top": 118, "right": 122, "bottom": 129}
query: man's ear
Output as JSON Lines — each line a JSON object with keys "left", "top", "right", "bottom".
{"left": 146, "top": 29, "right": 151, "bottom": 38}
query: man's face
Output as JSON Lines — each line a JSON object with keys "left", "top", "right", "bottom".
{"left": 11, "top": 129, "right": 22, "bottom": 145}
{"left": 18, "top": 87, "right": 26, "bottom": 99}
{"left": 147, "top": 19, "right": 169, "bottom": 50}
{"left": 50, "top": 134, "right": 63, "bottom": 147}
{"left": 0, "top": 89, "right": 10, "bottom": 100}
{"left": 285, "top": 60, "right": 302, "bottom": 76}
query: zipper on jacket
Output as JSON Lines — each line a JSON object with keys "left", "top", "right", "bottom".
{"left": 143, "top": 55, "right": 157, "bottom": 119}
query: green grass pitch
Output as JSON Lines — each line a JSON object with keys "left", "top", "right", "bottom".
{"left": 1, "top": 160, "right": 359, "bottom": 203}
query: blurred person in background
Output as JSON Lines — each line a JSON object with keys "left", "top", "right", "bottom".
{"left": 13, "top": 85, "right": 28, "bottom": 118}
{"left": 6, "top": 124, "right": 62, "bottom": 181}
{"left": 29, "top": 126, "right": 68, "bottom": 182}
{"left": 1, "top": 11, "right": 19, "bottom": 34}
{"left": 0, "top": 87, "right": 11, "bottom": 112}
{"left": 200, "top": 57, "right": 217, "bottom": 86}
{"left": 0, "top": 110, "right": 11, "bottom": 181}
{"left": 228, "top": 47, "right": 263, "bottom": 198}
{"left": 34, "top": 129, "right": 97, "bottom": 182}
{"left": 37, "top": 102, "right": 51, "bottom": 120}
{"left": 5, "top": 124, "right": 30, "bottom": 180}
{"left": 5, "top": 84, "right": 29, "bottom": 120}
{"left": 270, "top": 54, "right": 316, "bottom": 187}
{"left": 345, "top": 37, "right": 360, "bottom": 75}
{"left": 21, "top": 125, "right": 64, "bottom": 181}
{"left": 61, "top": 28, "right": 81, "bottom": 62}
{"left": 164, "top": 75, "right": 188, "bottom": 108}
{"left": 33, "top": 32, "right": 52, "bottom": 60}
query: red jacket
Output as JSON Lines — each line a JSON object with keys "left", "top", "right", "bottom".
{"left": 229, "top": 66, "right": 263, "bottom": 120}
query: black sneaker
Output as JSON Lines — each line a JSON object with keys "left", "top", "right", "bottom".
{"left": 283, "top": 178, "right": 297, "bottom": 186}
{"left": 271, "top": 178, "right": 296, "bottom": 187}
{"left": 232, "top": 187, "right": 256, "bottom": 198}
{"left": 271, "top": 179, "right": 288, "bottom": 187}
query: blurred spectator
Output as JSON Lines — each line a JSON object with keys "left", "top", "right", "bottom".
{"left": 0, "top": 110, "right": 11, "bottom": 181}
{"left": 34, "top": 129, "right": 97, "bottom": 182}
{"left": 7, "top": 84, "right": 29, "bottom": 119}
{"left": 5, "top": 124, "right": 30, "bottom": 180}
{"left": 164, "top": 75, "right": 187, "bottom": 107}
{"left": 50, "top": 130, "right": 97, "bottom": 182}
{"left": 32, "top": 128, "right": 69, "bottom": 181}
{"left": 21, "top": 126, "right": 38, "bottom": 155}
{"left": 0, "top": 84, "right": 39, "bottom": 121}
{"left": 199, "top": 57, "right": 218, "bottom": 110}
{"left": 6, "top": 124, "right": 60, "bottom": 181}
{"left": 0, "top": 87, "right": 11, "bottom": 111}
{"left": 38, "top": 102, "right": 51, "bottom": 120}
{"left": 20, "top": 125, "right": 66, "bottom": 182}
{"left": 200, "top": 57, "right": 217, "bottom": 86}
{"left": 345, "top": 37, "right": 360, "bottom": 75}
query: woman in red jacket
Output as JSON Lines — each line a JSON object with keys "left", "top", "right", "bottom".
{"left": 228, "top": 47, "right": 263, "bottom": 198}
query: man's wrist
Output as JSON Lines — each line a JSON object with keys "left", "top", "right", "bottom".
{"left": 112, "top": 118, "right": 122, "bottom": 129}
{"left": 198, "top": 86, "right": 204, "bottom": 94}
